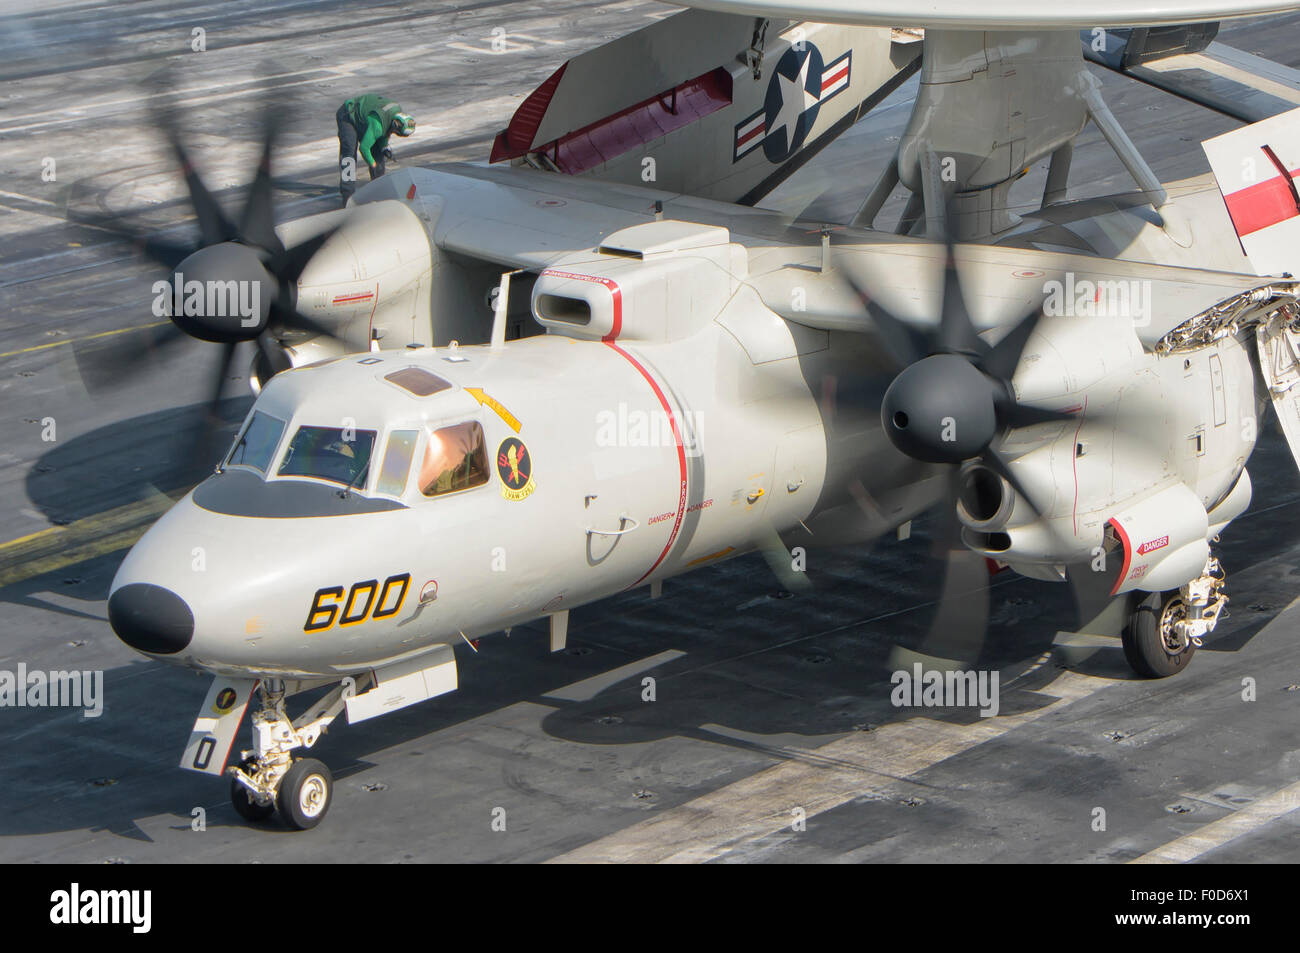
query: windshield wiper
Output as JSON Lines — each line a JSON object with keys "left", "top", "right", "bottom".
{"left": 337, "top": 464, "right": 370, "bottom": 500}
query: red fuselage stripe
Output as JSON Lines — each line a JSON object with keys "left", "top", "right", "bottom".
{"left": 606, "top": 340, "right": 688, "bottom": 587}
{"left": 539, "top": 269, "right": 687, "bottom": 585}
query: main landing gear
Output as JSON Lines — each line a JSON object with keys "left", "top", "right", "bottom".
{"left": 1121, "top": 555, "right": 1226, "bottom": 678}
{"left": 227, "top": 676, "right": 366, "bottom": 830}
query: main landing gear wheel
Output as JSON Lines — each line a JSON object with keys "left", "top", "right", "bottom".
{"left": 1122, "top": 591, "right": 1197, "bottom": 678}
{"left": 276, "top": 757, "right": 333, "bottom": 830}
{"left": 230, "top": 758, "right": 275, "bottom": 823}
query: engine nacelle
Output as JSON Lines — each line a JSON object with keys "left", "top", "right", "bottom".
{"left": 961, "top": 520, "right": 1066, "bottom": 565}
{"left": 1107, "top": 482, "right": 1211, "bottom": 595}
{"left": 956, "top": 463, "right": 1016, "bottom": 530}
{"left": 1207, "top": 468, "right": 1252, "bottom": 537}
{"left": 956, "top": 452, "right": 1085, "bottom": 564}
{"left": 250, "top": 199, "right": 436, "bottom": 391}
{"left": 292, "top": 199, "right": 434, "bottom": 352}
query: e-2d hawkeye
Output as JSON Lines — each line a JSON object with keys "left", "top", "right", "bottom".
{"left": 97, "top": 0, "right": 1300, "bottom": 828}
{"left": 106, "top": 181, "right": 1300, "bottom": 827}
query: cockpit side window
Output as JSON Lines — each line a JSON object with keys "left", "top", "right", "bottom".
{"left": 227, "top": 411, "right": 286, "bottom": 474}
{"left": 376, "top": 430, "right": 419, "bottom": 496}
{"left": 419, "top": 421, "right": 488, "bottom": 497}
{"left": 277, "top": 425, "right": 377, "bottom": 488}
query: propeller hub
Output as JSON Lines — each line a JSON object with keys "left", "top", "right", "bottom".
{"left": 881, "top": 354, "right": 999, "bottom": 464}
{"left": 165, "top": 242, "right": 274, "bottom": 343}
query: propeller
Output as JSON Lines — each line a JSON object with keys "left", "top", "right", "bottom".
{"left": 68, "top": 83, "right": 346, "bottom": 482}
{"left": 838, "top": 212, "right": 1090, "bottom": 667}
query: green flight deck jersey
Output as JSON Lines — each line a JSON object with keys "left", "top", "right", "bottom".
{"left": 344, "top": 94, "right": 405, "bottom": 167}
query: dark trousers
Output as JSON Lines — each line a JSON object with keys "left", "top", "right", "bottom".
{"left": 337, "top": 104, "right": 385, "bottom": 205}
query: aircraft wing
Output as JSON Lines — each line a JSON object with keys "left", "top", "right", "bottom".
{"left": 411, "top": 161, "right": 804, "bottom": 271}
{"left": 391, "top": 163, "right": 1267, "bottom": 350}
{"left": 747, "top": 239, "right": 1268, "bottom": 349}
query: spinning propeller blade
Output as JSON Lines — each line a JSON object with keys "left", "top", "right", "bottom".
{"left": 832, "top": 204, "right": 1121, "bottom": 666}
{"left": 68, "top": 81, "right": 349, "bottom": 484}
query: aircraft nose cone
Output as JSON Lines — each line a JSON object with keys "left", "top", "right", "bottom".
{"left": 108, "top": 584, "right": 194, "bottom": 655}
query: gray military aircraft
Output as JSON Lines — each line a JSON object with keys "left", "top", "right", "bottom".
{"left": 98, "top": 0, "right": 1300, "bottom": 828}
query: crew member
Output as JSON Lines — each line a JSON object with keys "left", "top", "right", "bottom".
{"left": 336, "top": 95, "right": 416, "bottom": 205}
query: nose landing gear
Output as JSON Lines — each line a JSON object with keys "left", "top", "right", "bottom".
{"left": 1121, "top": 556, "right": 1226, "bottom": 678}
{"left": 226, "top": 676, "right": 366, "bottom": 830}
{"left": 230, "top": 757, "right": 276, "bottom": 823}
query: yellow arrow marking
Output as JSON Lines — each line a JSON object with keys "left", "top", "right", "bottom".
{"left": 464, "top": 387, "right": 521, "bottom": 433}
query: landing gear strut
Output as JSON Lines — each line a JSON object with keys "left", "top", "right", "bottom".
{"left": 1122, "top": 556, "right": 1226, "bottom": 678}
{"left": 227, "top": 676, "right": 367, "bottom": 830}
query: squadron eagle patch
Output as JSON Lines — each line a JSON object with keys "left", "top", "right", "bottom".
{"left": 497, "top": 437, "right": 535, "bottom": 501}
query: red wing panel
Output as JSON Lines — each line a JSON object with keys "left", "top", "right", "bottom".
{"left": 494, "top": 68, "right": 733, "bottom": 174}
{"left": 490, "top": 62, "right": 568, "bottom": 163}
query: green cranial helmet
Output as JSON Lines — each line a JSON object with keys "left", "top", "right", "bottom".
{"left": 392, "top": 113, "right": 416, "bottom": 136}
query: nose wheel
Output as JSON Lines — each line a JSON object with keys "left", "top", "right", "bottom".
{"left": 276, "top": 758, "right": 333, "bottom": 830}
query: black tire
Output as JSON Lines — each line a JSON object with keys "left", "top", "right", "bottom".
{"left": 276, "top": 758, "right": 333, "bottom": 830}
{"left": 1122, "top": 591, "right": 1197, "bottom": 678}
{"left": 230, "top": 759, "right": 275, "bottom": 822}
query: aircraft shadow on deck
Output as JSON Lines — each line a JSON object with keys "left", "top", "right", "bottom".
{"left": 1, "top": 398, "right": 253, "bottom": 623}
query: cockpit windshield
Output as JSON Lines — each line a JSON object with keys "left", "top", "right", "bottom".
{"left": 277, "top": 425, "right": 377, "bottom": 488}
{"left": 227, "top": 411, "right": 286, "bottom": 474}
